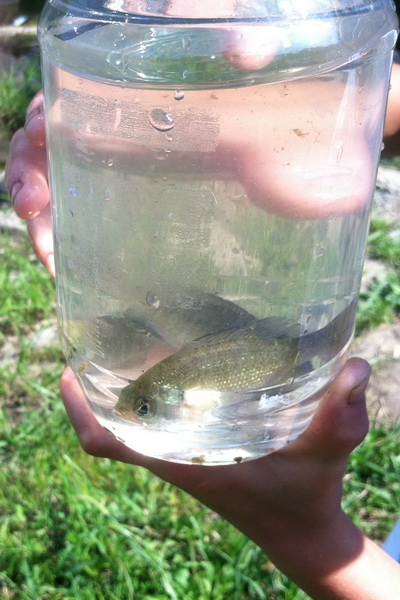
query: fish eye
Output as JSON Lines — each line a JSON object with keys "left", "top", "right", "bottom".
{"left": 135, "top": 397, "right": 152, "bottom": 417}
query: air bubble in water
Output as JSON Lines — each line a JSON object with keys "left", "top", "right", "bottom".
{"left": 148, "top": 109, "right": 175, "bottom": 132}
{"left": 315, "top": 242, "right": 324, "bottom": 257}
{"left": 146, "top": 292, "right": 160, "bottom": 309}
{"left": 182, "top": 35, "right": 192, "bottom": 50}
{"left": 174, "top": 90, "right": 185, "bottom": 101}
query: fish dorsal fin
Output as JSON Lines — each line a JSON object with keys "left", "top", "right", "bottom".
{"left": 191, "top": 300, "right": 356, "bottom": 356}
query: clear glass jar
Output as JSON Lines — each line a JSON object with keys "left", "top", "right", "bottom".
{"left": 39, "top": 0, "right": 398, "bottom": 464}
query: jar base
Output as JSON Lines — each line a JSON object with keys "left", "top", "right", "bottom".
{"left": 73, "top": 352, "right": 348, "bottom": 465}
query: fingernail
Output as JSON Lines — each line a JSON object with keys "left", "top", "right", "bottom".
{"left": 348, "top": 376, "right": 370, "bottom": 405}
{"left": 10, "top": 181, "right": 23, "bottom": 203}
{"left": 25, "top": 106, "right": 42, "bottom": 128}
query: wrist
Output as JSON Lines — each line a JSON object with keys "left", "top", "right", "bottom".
{"left": 255, "top": 510, "right": 400, "bottom": 600}
{"left": 257, "top": 507, "right": 357, "bottom": 580}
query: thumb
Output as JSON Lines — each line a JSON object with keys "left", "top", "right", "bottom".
{"left": 290, "top": 358, "right": 371, "bottom": 461}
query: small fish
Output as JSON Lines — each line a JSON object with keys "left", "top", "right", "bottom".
{"left": 115, "top": 300, "right": 356, "bottom": 419}
{"left": 86, "top": 292, "right": 255, "bottom": 370}
{"left": 123, "top": 291, "right": 256, "bottom": 348}
{"left": 83, "top": 315, "right": 163, "bottom": 369}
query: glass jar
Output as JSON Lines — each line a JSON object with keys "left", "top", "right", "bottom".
{"left": 39, "top": 0, "right": 398, "bottom": 464}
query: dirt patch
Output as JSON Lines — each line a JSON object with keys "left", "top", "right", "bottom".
{"left": 352, "top": 324, "right": 400, "bottom": 426}
{"left": 353, "top": 164, "right": 400, "bottom": 427}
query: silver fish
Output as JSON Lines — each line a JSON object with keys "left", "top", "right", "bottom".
{"left": 115, "top": 299, "right": 356, "bottom": 419}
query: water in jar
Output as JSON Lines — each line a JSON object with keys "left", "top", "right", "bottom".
{"left": 40, "top": 6, "right": 396, "bottom": 464}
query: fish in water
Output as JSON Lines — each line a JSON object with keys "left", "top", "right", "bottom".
{"left": 123, "top": 291, "right": 256, "bottom": 348}
{"left": 115, "top": 299, "right": 356, "bottom": 419}
{"left": 88, "top": 292, "right": 255, "bottom": 369}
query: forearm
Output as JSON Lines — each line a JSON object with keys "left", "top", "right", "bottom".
{"left": 317, "top": 534, "right": 400, "bottom": 600}
{"left": 257, "top": 511, "right": 400, "bottom": 600}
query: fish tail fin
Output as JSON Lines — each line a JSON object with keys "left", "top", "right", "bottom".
{"left": 300, "top": 298, "right": 357, "bottom": 361}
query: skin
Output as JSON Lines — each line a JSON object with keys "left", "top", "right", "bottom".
{"left": 5, "top": 9, "right": 400, "bottom": 595}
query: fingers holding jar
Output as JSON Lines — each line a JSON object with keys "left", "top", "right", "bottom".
{"left": 5, "top": 100, "right": 48, "bottom": 221}
{"left": 5, "top": 92, "right": 53, "bottom": 273}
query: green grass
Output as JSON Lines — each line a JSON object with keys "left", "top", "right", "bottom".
{"left": 0, "top": 233, "right": 55, "bottom": 333}
{"left": 0, "top": 398, "right": 272, "bottom": 600}
{"left": 0, "top": 211, "right": 399, "bottom": 599}
{"left": 381, "top": 156, "right": 400, "bottom": 170}
{"left": 357, "top": 215, "right": 400, "bottom": 332}
{"left": 0, "top": 57, "right": 42, "bottom": 139}
{"left": 344, "top": 428, "right": 400, "bottom": 540}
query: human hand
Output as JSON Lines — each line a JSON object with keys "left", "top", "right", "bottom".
{"left": 5, "top": 91, "right": 54, "bottom": 276}
{"left": 61, "top": 357, "right": 369, "bottom": 530}
{"left": 14, "top": 94, "right": 373, "bottom": 539}
{"left": 60, "top": 359, "right": 376, "bottom": 587}
{"left": 60, "top": 358, "right": 400, "bottom": 600}
{"left": 382, "top": 62, "right": 400, "bottom": 157}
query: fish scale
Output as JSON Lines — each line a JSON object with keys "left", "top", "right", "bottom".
{"left": 147, "top": 335, "right": 297, "bottom": 390}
